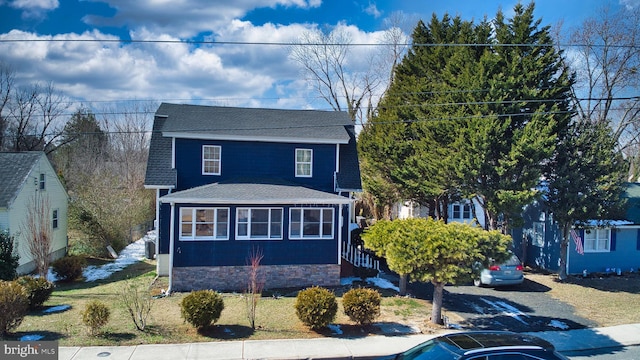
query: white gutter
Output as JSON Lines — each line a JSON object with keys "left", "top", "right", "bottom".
{"left": 338, "top": 203, "right": 343, "bottom": 266}
{"left": 167, "top": 202, "right": 176, "bottom": 295}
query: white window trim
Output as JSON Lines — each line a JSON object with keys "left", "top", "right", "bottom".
{"left": 451, "top": 202, "right": 472, "bottom": 220}
{"left": 39, "top": 173, "right": 46, "bottom": 190}
{"left": 236, "top": 208, "right": 283, "bottom": 240}
{"left": 584, "top": 228, "right": 611, "bottom": 253}
{"left": 295, "top": 148, "right": 313, "bottom": 178}
{"left": 202, "top": 145, "right": 222, "bottom": 175}
{"left": 179, "top": 207, "right": 230, "bottom": 241}
{"left": 289, "top": 207, "right": 335, "bottom": 240}
{"left": 52, "top": 208, "right": 59, "bottom": 230}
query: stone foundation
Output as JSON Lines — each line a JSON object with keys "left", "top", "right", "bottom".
{"left": 172, "top": 264, "right": 340, "bottom": 292}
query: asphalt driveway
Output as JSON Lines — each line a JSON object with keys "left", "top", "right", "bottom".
{"left": 408, "top": 276, "right": 598, "bottom": 332}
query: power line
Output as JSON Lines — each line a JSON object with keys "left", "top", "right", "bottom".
{"left": 0, "top": 38, "right": 638, "bottom": 49}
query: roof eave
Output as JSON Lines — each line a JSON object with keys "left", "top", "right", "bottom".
{"left": 163, "top": 132, "right": 349, "bottom": 144}
{"left": 160, "top": 197, "right": 352, "bottom": 205}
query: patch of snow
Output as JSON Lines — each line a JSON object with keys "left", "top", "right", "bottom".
{"left": 549, "top": 320, "right": 570, "bottom": 329}
{"left": 328, "top": 324, "right": 343, "bottom": 335}
{"left": 45, "top": 231, "right": 154, "bottom": 283}
{"left": 480, "top": 298, "right": 529, "bottom": 325}
{"left": 340, "top": 276, "right": 400, "bottom": 292}
{"left": 20, "top": 334, "right": 44, "bottom": 341}
{"left": 42, "top": 304, "right": 71, "bottom": 314}
{"left": 447, "top": 323, "right": 463, "bottom": 330}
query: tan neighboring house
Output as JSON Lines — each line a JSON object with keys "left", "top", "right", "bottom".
{"left": 0, "top": 152, "right": 68, "bottom": 274}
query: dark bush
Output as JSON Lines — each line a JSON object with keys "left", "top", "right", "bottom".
{"left": 180, "top": 290, "right": 225, "bottom": 329}
{"left": 354, "top": 266, "right": 379, "bottom": 280}
{"left": 51, "top": 255, "right": 86, "bottom": 282}
{"left": 16, "top": 276, "right": 54, "bottom": 309}
{"left": 82, "top": 300, "right": 110, "bottom": 335}
{"left": 294, "top": 286, "right": 337, "bottom": 330}
{"left": 0, "top": 231, "right": 19, "bottom": 281}
{"left": 0, "top": 280, "right": 28, "bottom": 337}
{"left": 342, "top": 287, "right": 381, "bottom": 325}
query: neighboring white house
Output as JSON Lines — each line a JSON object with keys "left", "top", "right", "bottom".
{"left": 395, "top": 199, "right": 486, "bottom": 228}
{"left": 0, "top": 152, "right": 68, "bottom": 274}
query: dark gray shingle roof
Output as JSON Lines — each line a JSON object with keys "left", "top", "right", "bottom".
{"left": 0, "top": 152, "right": 43, "bottom": 208}
{"left": 156, "top": 103, "right": 352, "bottom": 143}
{"left": 144, "top": 116, "right": 176, "bottom": 187}
{"left": 160, "top": 178, "right": 351, "bottom": 204}
{"left": 336, "top": 125, "right": 362, "bottom": 191}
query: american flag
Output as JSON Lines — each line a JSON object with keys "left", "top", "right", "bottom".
{"left": 571, "top": 229, "right": 584, "bottom": 255}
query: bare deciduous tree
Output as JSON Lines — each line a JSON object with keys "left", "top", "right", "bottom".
{"left": 566, "top": 5, "right": 640, "bottom": 177}
{"left": 23, "top": 194, "right": 53, "bottom": 279}
{"left": 245, "top": 247, "right": 264, "bottom": 330}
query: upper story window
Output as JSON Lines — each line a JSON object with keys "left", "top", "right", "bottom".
{"left": 52, "top": 209, "right": 59, "bottom": 229}
{"left": 290, "top": 208, "right": 334, "bottom": 239}
{"left": 180, "top": 207, "right": 229, "bottom": 240}
{"left": 39, "top": 173, "right": 46, "bottom": 190}
{"left": 295, "top": 148, "right": 312, "bottom": 177}
{"left": 451, "top": 202, "right": 472, "bottom": 220}
{"left": 236, "top": 208, "right": 283, "bottom": 240}
{"left": 202, "top": 145, "right": 221, "bottom": 175}
{"left": 584, "top": 228, "right": 610, "bottom": 252}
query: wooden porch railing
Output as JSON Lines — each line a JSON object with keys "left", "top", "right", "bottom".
{"left": 342, "top": 241, "right": 380, "bottom": 271}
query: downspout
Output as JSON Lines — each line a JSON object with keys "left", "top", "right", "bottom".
{"left": 338, "top": 203, "right": 343, "bottom": 266}
{"left": 167, "top": 201, "right": 176, "bottom": 295}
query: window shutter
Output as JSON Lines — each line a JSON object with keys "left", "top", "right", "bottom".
{"left": 579, "top": 229, "right": 585, "bottom": 249}
{"left": 610, "top": 229, "right": 616, "bottom": 251}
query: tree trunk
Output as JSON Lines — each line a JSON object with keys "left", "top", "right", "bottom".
{"left": 399, "top": 273, "right": 407, "bottom": 296}
{"left": 430, "top": 281, "right": 445, "bottom": 325}
{"left": 558, "top": 222, "right": 570, "bottom": 281}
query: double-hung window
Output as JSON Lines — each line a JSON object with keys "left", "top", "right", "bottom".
{"left": 295, "top": 148, "right": 312, "bottom": 177}
{"left": 584, "top": 228, "right": 610, "bottom": 252}
{"left": 236, "top": 208, "right": 283, "bottom": 240}
{"left": 203, "top": 145, "right": 221, "bottom": 175}
{"left": 180, "top": 208, "right": 229, "bottom": 240}
{"left": 52, "top": 209, "right": 59, "bottom": 229}
{"left": 452, "top": 202, "right": 472, "bottom": 220}
{"left": 39, "top": 173, "right": 46, "bottom": 190}
{"left": 290, "top": 208, "right": 334, "bottom": 239}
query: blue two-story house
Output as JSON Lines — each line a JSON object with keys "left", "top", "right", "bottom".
{"left": 144, "top": 103, "right": 362, "bottom": 292}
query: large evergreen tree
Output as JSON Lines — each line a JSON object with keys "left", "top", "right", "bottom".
{"left": 546, "top": 120, "right": 628, "bottom": 280}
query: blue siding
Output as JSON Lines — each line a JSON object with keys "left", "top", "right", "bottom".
{"left": 172, "top": 203, "right": 341, "bottom": 267}
{"left": 568, "top": 228, "right": 640, "bottom": 274}
{"left": 175, "top": 139, "right": 337, "bottom": 192}
{"left": 158, "top": 189, "right": 171, "bottom": 255}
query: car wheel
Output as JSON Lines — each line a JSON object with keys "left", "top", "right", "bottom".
{"left": 473, "top": 278, "right": 483, "bottom": 287}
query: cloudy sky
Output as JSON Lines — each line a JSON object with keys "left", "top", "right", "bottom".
{"left": 0, "top": 0, "right": 637, "bottom": 114}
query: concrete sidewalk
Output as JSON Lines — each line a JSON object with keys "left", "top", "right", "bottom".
{"left": 57, "top": 323, "right": 640, "bottom": 360}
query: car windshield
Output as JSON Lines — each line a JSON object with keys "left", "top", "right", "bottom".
{"left": 396, "top": 339, "right": 456, "bottom": 360}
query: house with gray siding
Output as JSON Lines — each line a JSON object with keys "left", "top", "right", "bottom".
{"left": 144, "top": 103, "right": 362, "bottom": 292}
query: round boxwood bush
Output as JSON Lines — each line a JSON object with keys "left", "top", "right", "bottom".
{"left": 0, "top": 280, "right": 29, "bottom": 336}
{"left": 51, "top": 255, "right": 86, "bottom": 282}
{"left": 180, "top": 290, "right": 225, "bottom": 329}
{"left": 16, "top": 276, "right": 54, "bottom": 309}
{"left": 294, "top": 286, "right": 337, "bottom": 330}
{"left": 342, "top": 287, "right": 381, "bottom": 325}
{"left": 82, "top": 300, "right": 110, "bottom": 336}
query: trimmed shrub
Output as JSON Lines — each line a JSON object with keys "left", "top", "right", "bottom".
{"left": 294, "top": 286, "right": 337, "bottom": 330}
{"left": 0, "top": 231, "right": 19, "bottom": 281}
{"left": 180, "top": 290, "right": 225, "bottom": 329}
{"left": 51, "top": 255, "right": 86, "bottom": 282}
{"left": 0, "top": 280, "right": 29, "bottom": 337}
{"left": 16, "top": 276, "right": 54, "bottom": 309}
{"left": 82, "top": 300, "right": 110, "bottom": 335}
{"left": 342, "top": 287, "right": 381, "bottom": 325}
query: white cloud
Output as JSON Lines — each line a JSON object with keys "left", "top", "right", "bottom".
{"left": 9, "top": 0, "right": 58, "bottom": 19}
{"left": 364, "top": 2, "right": 382, "bottom": 18}
{"left": 82, "top": 0, "right": 321, "bottom": 38}
{"left": 620, "top": 0, "right": 640, "bottom": 9}
{"left": 10, "top": 0, "right": 58, "bottom": 10}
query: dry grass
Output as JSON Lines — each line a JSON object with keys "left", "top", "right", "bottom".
{"left": 526, "top": 272, "right": 640, "bottom": 327}
{"left": 11, "top": 261, "right": 435, "bottom": 346}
